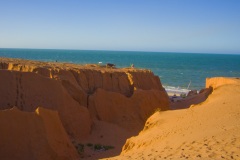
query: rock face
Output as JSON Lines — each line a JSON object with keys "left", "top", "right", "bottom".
{"left": 0, "top": 57, "right": 170, "bottom": 139}
{"left": 0, "top": 107, "right": 79, "bottom": 160}
{"left": 0, "top": 69, "right": 91, "bottom": 140}
{"left": 89, "top": 89, "right": 169, "bottom": 130}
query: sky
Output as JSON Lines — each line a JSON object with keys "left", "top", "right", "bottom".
{"left": 0, "top": 0, "right": 240, "bottom": 54}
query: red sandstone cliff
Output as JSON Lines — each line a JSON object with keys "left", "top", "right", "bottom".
{"left": 0, "top": 57, "right": 169, "bottom": 140}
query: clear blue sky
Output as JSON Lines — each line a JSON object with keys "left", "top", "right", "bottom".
{"left": 0, "top": 0, "right": 240, "bottom": 53}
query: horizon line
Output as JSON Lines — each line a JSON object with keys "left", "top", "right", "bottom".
{"left": 0, "top": 47, "right": 240, "bottom": 55}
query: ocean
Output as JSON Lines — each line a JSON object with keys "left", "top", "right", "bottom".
{"left": 0, "top": 48, "right": 240, "bottom": 92}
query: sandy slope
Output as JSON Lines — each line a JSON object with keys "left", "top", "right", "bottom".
{"left": 105, "top": 78, "right": 240, "bottom": 160}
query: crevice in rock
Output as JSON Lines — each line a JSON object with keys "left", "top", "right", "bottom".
{"left": 86, "top": 94, "right": 89, "bottom": 108}
{"left": 126, "top": 72, "right": 134, "bottom": 97}
{"left": 61, "top": 80, "right": 87, "bottom": 107}
{"left": 69, "top": 69, "right": 83, "bottom": 90}
{"left": 0, "top": 62, "right": 8, "bottom": 69}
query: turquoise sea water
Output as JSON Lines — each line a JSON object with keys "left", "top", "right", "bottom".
{"left": 0, "top": 48, "right": 240, "bottom": 91}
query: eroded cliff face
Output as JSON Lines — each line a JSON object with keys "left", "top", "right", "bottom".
{"left": 0, "top": 57, "right": 169, "bottom": 140}
{"left": 89, "top": 89, "right": 168, "bottom": 131}
{"left": 0, "top": 70, "right": 91, "bottom": 140}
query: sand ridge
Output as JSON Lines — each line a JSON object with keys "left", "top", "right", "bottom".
{"left": 105, "top": 77, "right": 240, "bottom": 160}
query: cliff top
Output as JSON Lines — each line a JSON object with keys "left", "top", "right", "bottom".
{"left": 0, "top": 57, "right": 151, "bottom": 73}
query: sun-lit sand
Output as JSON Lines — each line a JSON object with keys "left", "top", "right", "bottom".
{"left": 104, "top": 77, "right": 240, "bottom": 160}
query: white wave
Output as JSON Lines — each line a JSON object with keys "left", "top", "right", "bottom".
{"left": 163, "top": 85, "right": 191, "bottom": 95}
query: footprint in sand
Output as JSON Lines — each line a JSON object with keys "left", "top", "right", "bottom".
{"left": 196, "top": 154, "right": 201, "bottom": 158}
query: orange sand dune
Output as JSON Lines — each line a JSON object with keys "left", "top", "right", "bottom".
{"left": 0, "top": 107, "right": 79, "bottom": 160}
{"left": 105, "top": 77, "right": 240, "bottom": 160}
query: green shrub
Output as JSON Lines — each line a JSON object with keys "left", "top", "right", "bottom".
{"left": 86, "top": 143, "right": 93, "bottom": 147}
{"left": 104, "top": 145, "right": 115, "bottom": 150}
{"left": 75, "top": 143, "right": 84, "bottom": 153}
{"left": 94, "top": 144, "right": 114, "bottom": 151}
{"left": 94, "top": 144, "right": 103, "bottom": 150}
